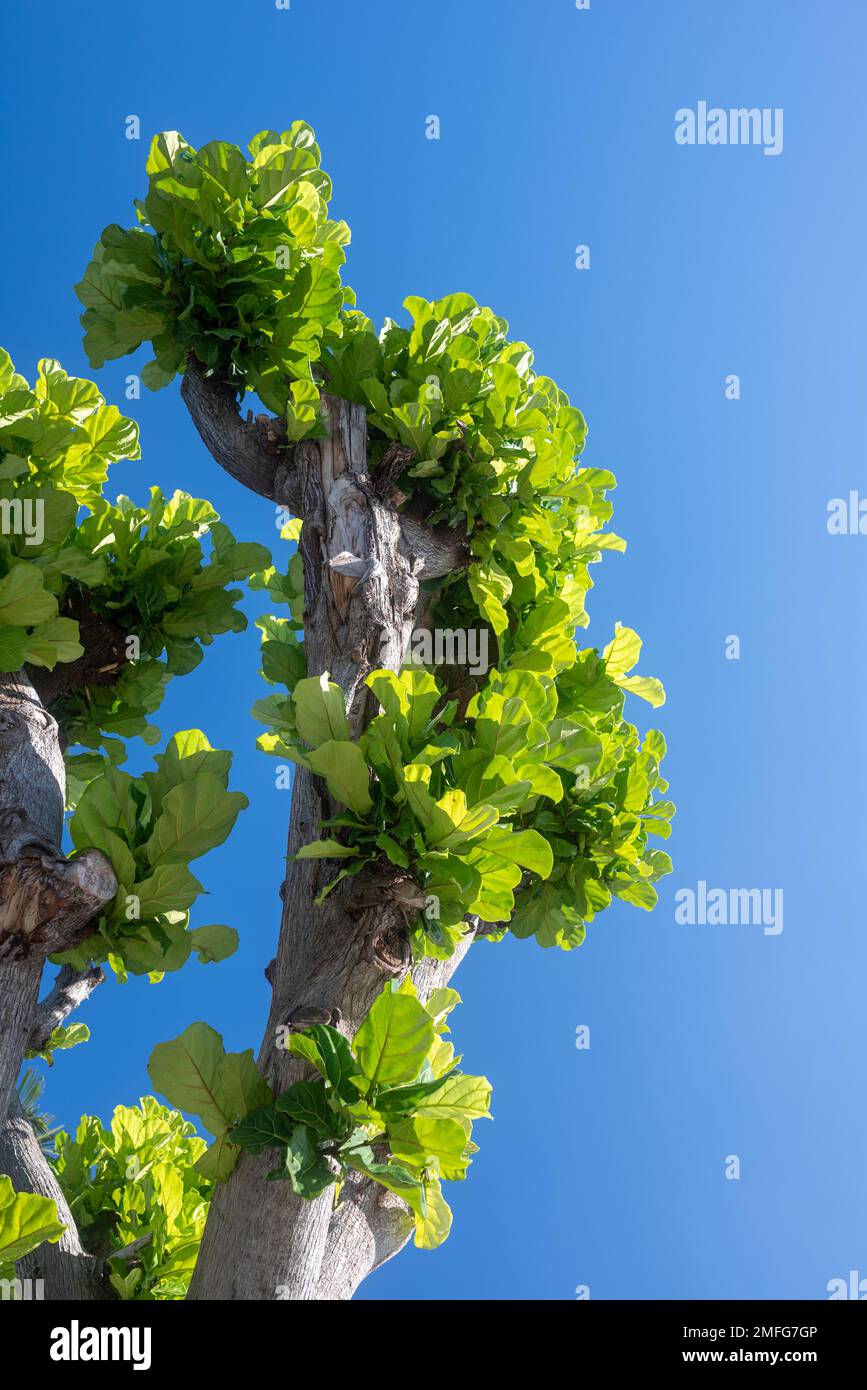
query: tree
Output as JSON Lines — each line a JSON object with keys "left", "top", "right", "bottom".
{"left": 0, "top": 123, "right": 672, "bottom": 1301}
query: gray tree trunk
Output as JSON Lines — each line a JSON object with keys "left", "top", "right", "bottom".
{"left": 0, "top": 1096, "right": 108, "bottom": 1299}
{"left": 0, "top": 672, "right": 115, "bottom": 1119}
{"left": 187, "top": 395, "right": 475, "bottom": 1300}
{"left": 0, "top": 672, "right": 115, "bottom": 1295}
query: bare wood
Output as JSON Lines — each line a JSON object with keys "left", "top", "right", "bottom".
{"left": 28, "top": 965, "right": 105, "bottom": 1054}
{"left": 188, "top": 397, "right": 426, "bottom": 1299}
{"left": 181, "top": 355, "right": 300, "bottom": 507}
{"left": 0, "top": 672, "right": 116, "bottom": 1138}
{"left": 175, "top": 380, "right": 477, "bottom": 1300}
{"left": 0, "top": 1097, "right": 108, "bottom": 1299}
{"left": 180, "top": 360, "right": 468, "bottom": 577}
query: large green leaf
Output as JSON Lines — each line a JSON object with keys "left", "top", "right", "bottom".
{"left": 144, "top": 775, "right": 248, "bottom": 866}
{"left": 148, "top": 1023, "right": 271, "bottom": 1137}
{"left": 388, "top": 1115, "right": 471, "bottom": 1181}
{"left": 280, "top": 1125, "right": 336, "bottom": 1198}
{"left": 189, "top": 924, "right": 239, "bottom": 964}
{"left": 306, "top": 740, "right": 373, "bottom": 815}
{"left": 0, "top": 564, "right": 56, "bottom": 627}
{"left": 292, "top": 673, "right": 349, "bottom": 747}
{"left": 353, "top": 990, "right": 435, "bottom": 1088}
{"left": 286, "top": 1024, "right": 359, "bottom": 1098}
{"left": 0, "top": 1176, "right": 65, "bottom": 1263}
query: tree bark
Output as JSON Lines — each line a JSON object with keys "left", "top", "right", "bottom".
{"left": 27, "top": 964, "right": 105, "bottom": 1054}
{"left": 0, "top": 1096, "right": 108, "bottom": 1300}
{"left": 312, "top": 935, "right": 477, "bottom": 1299}
{"left": 0, "top": 671, "right": 116, "bottom": 1281}
{"left": 188, "top": 394, "right": 474, "bottom": 1299}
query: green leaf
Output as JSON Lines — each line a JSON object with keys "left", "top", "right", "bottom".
{"left": 153, "top": 730, "right": 233, "bottom": 796}
{"left": 275, "top": 1080, "right": 343, "bottom": 1138}
{"left": 189, "top": 924, "right": 239, "bottom": 963}
{"left": 0, "top": 1176, "right": 65, "bottom": 1263}
{"left": 353, "top": 990, "right": 435, "bottom": 1088}
{"left": 281, "top": 1125, "right": 336, "bottom": 1198}
{"left": 26, "top": 1022, "right": 90, "bottom": 1067}
{"left": 134, "top": 863, "right": 204, "bottom": 917}
{"left": 286, "top": 1024, "right": 359, "bottom": 1098}
{"left": 194, "top": 1135, "right": 242, "bottom": 1181}
{"left": 510, "top": 884, "right": 587, "bottom": 949}
{"left": 602, "top": 623, "right": 642, "bottom": 679}
{"left": 306, "top": 740, "right": 373, "bottom": 815}
{"left": 412, "top": 1072, "right": 493, "bottom": 1121}
{"left": 388, "top": 1115, "right": 472, "bottom": 1181}
{"left": 294, "top": 838, "right": 360, "bottom": 860}
{"left": 0, "top": 626, "right": 29, "bottom": 670}
{"left": 144, "top": 775, "right": 248, "bottom": 866}
{"left": 292, "top": 673, "right": 349, "bottom": 747}
{"left": 230, "top": 1104, "right": 297, "bottom": 1155}
{"left": 24, "top": 618, "right": 83, "bottom": 669}
{"left": 473, "top": 825, "right": 554, "bottom": 879}
{"left": 0, "top": 564, "right": 56, "bottom": 627}
{"left": 148, "top": 1023, "right": 271, "bottom": 1137}
{"left": 414, "top": 1177, "right": 453, "bottom": 1250}
{"left": 618, "top": 674, "right": 666, "bottom": 707}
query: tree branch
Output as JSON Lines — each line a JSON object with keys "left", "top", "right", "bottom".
{"left": 28, "top": 964, "right": 105, "bottom": 1054}
{"left": 179, "top": 358, "right": 469, "bottom": 579}
{"left": 182, "top": 389, "right": 473, "bottom": 1299}
{"left": 0, "top": 851, "right": 117, "bottom": 965}
{"left": 180, "top": 355, "right": 300, "bottom": 507}
{"left": 26, "top": 594, "right": 130, "bottom": 712}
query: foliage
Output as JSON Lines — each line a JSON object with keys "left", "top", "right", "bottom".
{"left": 53, "top": 1098, "right": 212, "bottom": 1300}
{"left": 257, "top": 658, "right": 670, "bottom": 956}
{"left": 149, "top": 981, "right": 489, "bottom": 1250}
{"left": 0, "top": 349, "right": 137, "bottom": 674}
{"left": 54, "top": 729, "right": 245, "bottom": 979}
{"left": 0, "top": 1175, "right": 65, "bottom": 1268}
{"left": 17, "top": 1067, "right": 59, "bottom": 1153}
{"left": 58, "top": 492, "right": 270, "bottom": 757}
{"left": 76, "top": 127, "right": 352, "bottom": 414}
{"left": 26, "top": 1023, "right": 90, "bottom": 1068}
{"left": 147, "top": 1022, "right": 272, "bottom": 1182}
{"left": 28, "top": 119, "right": 678, "bottom": 1276}
{"left": 74, "top": 125, "right": 672, "bottom": 956}
{"left": 0, "top": 350, "right": 270, "bottom": 765}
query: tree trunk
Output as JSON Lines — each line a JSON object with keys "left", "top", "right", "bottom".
{"left": 188, "top": 396, "right": 468, "bottom": 1299}
{"left": 0, "top": 1096, "right": 108, "bottom": 1300}
{"left": 311, "top": 936, "right": 477, "bottom": 1299}
{"left": 0, "top": 671, "right": 116, "bottom": 1278}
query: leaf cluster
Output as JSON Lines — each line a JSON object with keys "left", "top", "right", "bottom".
{"left": 57, "top": 730, "right": 245, "bottom": 977}
{"left": 53, "top": 1098, "right": 212, "bottom": 1300}
{"left": 149, "top": 982, "right": 489, "bottom": 1251}
{"left": 76, "top": 127, "right": 352, "bottom": 413}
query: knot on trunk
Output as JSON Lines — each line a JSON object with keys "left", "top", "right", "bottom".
{"left": 365, "top": 916, "right": 411, "bottom": 977}
{"left": 0, "top": 849, "right": 117, "bottom": 962}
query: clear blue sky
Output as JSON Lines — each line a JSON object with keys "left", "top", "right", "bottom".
{"left": 3, "top": 0, "right": 865, "bottom": 1300}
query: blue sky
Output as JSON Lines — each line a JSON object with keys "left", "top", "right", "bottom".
{"left": 3, "top": 0, "right": 865, "bottom": 1300}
